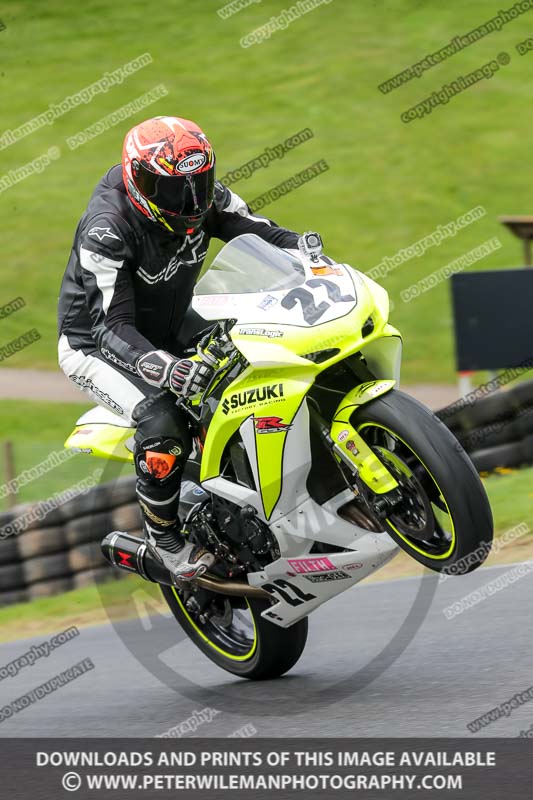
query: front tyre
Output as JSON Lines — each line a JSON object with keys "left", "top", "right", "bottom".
{"left": 353, "top": 390, "right": 493, "bottom": 572}
{"left": 161, "top": 586, "right": 308, "bottom": 680}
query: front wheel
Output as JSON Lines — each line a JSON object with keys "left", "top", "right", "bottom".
{"left": 353, "top": 390, "right": 493, "bottom": 572}
{"left": 161, "top": 585, "right": 308, "bottom": 680}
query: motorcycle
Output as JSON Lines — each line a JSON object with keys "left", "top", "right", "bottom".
{"left": 65, "top": 233, "right": 493, "bottom": 680}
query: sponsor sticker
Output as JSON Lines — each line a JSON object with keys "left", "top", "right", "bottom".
{"left": 258, "top": 294, "right": 278, "bottom": 311}
{"left": 303, "top": 570, "right": 350, "bottom": 583}
{"left": 176, "top": 152, "right": 207, "bottom": 173}
{"left": 254, "top": 416, "right": 291, "bottom": 434}
{"left": 195, "top": 294, "right": 229, "bottom": 306}
{"left": 337, "top": 429, "right": 350, "bottom": 443}
{"left": 287, "top": 557, "right": 336, "bottom": 574}
{"left": 344, "top": 562, "right": 364, "bottom": 571}
{"left": 222, "top": 383, "right": 284, "bottom": 415}
{"left": 346, "top": 439, "right": 359, "bottom": 454}
{"left": 237, "top": 327, "right": 283, "bottom": 339}
{"left": 88, "top": 225, "right": 120, "bottom": 242}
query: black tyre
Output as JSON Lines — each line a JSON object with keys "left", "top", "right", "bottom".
{"left": 0, "top": 532, "right": 20, "bottom": 565}
{"left": 64, "top": 510, "right": 114, "bottom": 547}
{"left": 18, "top": 525, "right": 65, "bottom": 560}
{"left": 0, "top": 562, "right": 25, "bottom": 591}
{"left": 161, "top": 585, "right": 308, "bottom": 680}
{"left": 353, "top": 390, "right": 493, "bottom": 573}
{"left": 439, "top": 392, "right": 514, "bottom": 434}
{"left": 23, "top": 552, "right": 70, "bottom": 585}
{"left": 458, "top": 419, "right": 521, "bottom": 452}
{"left": 68, "top": 542, "right": 106, "bottom": 572}
{"left": 508, "top": 379, "right": 533, "bottom": 413}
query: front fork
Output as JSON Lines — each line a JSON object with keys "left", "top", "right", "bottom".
{"left": 312, "top": 379, "right": 400, "bottom": 503}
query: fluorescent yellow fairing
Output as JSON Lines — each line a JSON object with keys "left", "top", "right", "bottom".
{"left": 64, "top": 424, "right": 134, "bottom": 462}
{"left": 331, "top": 380, "right": 399, "bottom": 494}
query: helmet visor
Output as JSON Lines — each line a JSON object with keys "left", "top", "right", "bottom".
{"left": 134, "top": 162, "right": 215, "bottom": 217}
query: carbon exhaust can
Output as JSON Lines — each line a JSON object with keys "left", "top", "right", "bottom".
{"left": 101, "top": 531, "right": 175, "bottom": 586}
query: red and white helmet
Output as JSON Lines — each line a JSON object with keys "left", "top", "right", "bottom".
{"left": 122, "top": 116, "right": 216, "bottom": 234}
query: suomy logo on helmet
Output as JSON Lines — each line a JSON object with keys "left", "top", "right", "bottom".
{"left": 176, "top": 152, "right": 206, "bottom": 174}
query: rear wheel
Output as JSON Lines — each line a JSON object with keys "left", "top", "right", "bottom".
{"left": 353, "top": 390, "right": 493, "bottom": 572}
{"left": 161, "top": 585, "right": 308, "bottom": 680}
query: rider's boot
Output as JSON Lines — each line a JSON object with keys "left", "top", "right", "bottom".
{"left": 133, "top": 402, "right": 214, "bottom": 584}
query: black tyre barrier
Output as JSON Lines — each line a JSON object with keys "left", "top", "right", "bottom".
{"left": 470, "top": 441, "right": 528, "bottom": 473}
{"left": 0, "top": 588, "right": 28, "bottom": 606}
{"left": 68, "top": 542, "right": 107, "bottom": 573}
{"left": 17, "top": 525, "right": 66, "bottom": 560}
{"left": 64, "top": 509, "right": 115, "bottom": 548}
{"left": 458, "top": 419, "right": 523, "bottom": 452}
{"left": 508, "top": 379, "right": 533, "bottom": 413}
{"left": 0, "top": 530, "right": 20, "bottom": 566}
{"left": 28, "top": 577, "right": 73, "bottom": 600}
{"left": 111, "top": 502, "right": 142, "bottom": 532}
{"left": 23, "top": 552, "right": 71, "bottom": 585}
{"left": 0, "top": 562, "right": 25, "bottom": 592}
{"left": 441, "top": 392, "right": 515, "bottom": 435}
{"left": 72, "top": 565, "right": 124, "bottom": 589}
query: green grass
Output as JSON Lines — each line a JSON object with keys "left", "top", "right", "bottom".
{"left": 0, "top": 399, "right": 134, "bottom": 510}
{"left": 1, "top": 0, "right": 532, "bottom": 381}
{"left": 482, "top": 466, "right": 533, "bottom": 533}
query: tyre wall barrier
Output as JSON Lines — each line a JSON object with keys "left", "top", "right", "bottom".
{"left": 438, "top": 379, "right": 533, "bottom": 473}
{"left": 0, "top": 475, "right": 141, "bottom": 606}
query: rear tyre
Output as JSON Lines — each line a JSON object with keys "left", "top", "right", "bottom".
{"left": 354, "top": 390, "right": 493, "bottom": 573}
{"left": 161, "top": 583, "right": 308, "bottom": 680}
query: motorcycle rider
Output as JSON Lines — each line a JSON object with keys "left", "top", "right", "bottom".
{"left": 58, "top": 115, "right": 322, "bottom": 583}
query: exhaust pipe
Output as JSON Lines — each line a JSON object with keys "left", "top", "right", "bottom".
{"left": 101, "top": 532, "right": 269, "bottom": 599}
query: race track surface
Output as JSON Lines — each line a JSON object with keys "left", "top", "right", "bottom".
{"left": 0, "top": 562, "right": 530, "bottom": 738}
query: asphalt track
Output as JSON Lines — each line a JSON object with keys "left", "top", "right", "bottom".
{"left": 0, "top": 562, "right": 531, "bottom": 738}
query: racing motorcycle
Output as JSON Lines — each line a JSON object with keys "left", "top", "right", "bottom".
{"left": 65, "top": 233, "right": 493, "bottom": 680}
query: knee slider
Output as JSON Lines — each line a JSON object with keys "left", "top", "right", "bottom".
{"left": 133, "top": 394, "right": 192, "bottom": 484}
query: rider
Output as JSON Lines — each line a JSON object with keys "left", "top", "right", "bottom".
{"left": 58, "top": 115, "right": 321, "bottom": 583}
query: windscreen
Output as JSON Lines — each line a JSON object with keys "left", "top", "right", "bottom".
{"left": 194, "top": 233, "right": 305, "bottom": 295}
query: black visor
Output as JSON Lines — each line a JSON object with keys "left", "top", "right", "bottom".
{"left": 134, "top": 161, "right": 215, "bottom": 218}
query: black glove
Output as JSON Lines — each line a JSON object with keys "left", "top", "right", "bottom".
{"left": 168, "top": 358, "right": 213, "bottom": 397}
{"left": 136, "top": 350, "right": 213, "bottom": 397}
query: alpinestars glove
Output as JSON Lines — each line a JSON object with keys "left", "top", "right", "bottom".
{"left": 136, "top": 350, "right": 214, "bottom": 397}
{"left": 168, "top": 358, "right": 213, "bottom": 397}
